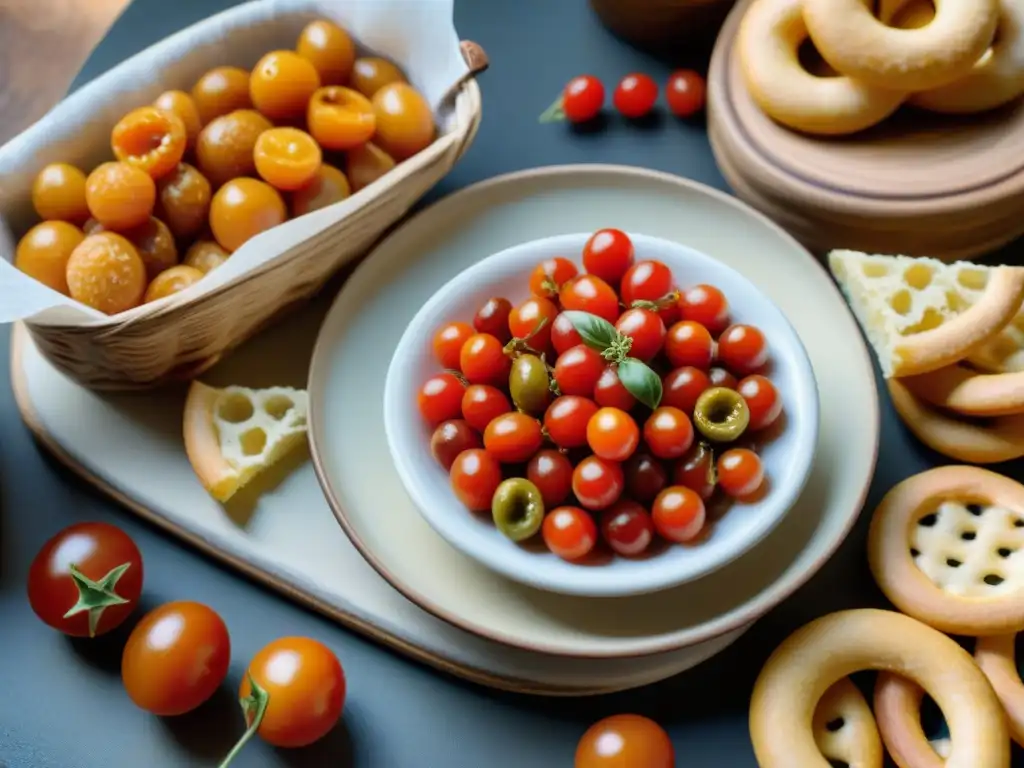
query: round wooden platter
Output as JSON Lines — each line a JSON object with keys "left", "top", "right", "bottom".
{"left": 706, "top": 0, "right": 1024, "bottom": 260}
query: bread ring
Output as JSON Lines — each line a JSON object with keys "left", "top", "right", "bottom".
{"left": 737, "top": 0, "right": 906, "bottom": 135}
{"left": 873, "top": 673, "right": 953, "bottom": 768}
{"left": 868, "top": 464, "right": 1024, "bottom": 635}
{"left": 882, "top": 0, "right": 1024, "bottom": 113}
{"left": 888, "top": 378, "right": 1024, "bottom": 463}
{"left": 749, "top": 609, "right": 1009, "bottom": 767}
{"left": 812, "top": 678, "right": 884, "bottom": 768}
{"left": 899, "top": 364, "right": 1024, "bottom": 416}
{"left": 802, "top": 0, "right": 999, "bottom": 91}
{"left": 975, "top": 633, "right": 1024, "bottom": 745}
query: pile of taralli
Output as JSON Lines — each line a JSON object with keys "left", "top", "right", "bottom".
{"left": 13, "top": 18, "right": 434, "bottom": 316}
{"left": 737, "top": 0, "right": 1024, "bottom": 135}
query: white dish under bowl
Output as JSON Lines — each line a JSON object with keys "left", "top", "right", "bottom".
{"left": 383, "top": 232, "right": 819, "bottom": 598}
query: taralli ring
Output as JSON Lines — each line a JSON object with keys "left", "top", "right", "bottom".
{"left": 811, "top": 678, "right": 884, "bottom": 768}
{"left": 867, "top": 465, "right": 1024, "bottom": 635}
{"left": 737, "top": 0, "right": 906, "bottom": 135}
{"left": 873, "top": 673, "right": 952, "bottom": 768}
{"left": 749, "top": 609, "right": 1009, "bottom": 767}
{"left": 802, "top": 0, "right": 999, "bottom": 91}
{"left": 898, "top": 364, "right": 1024, "bottom": 417}
{"left": 887, "top": 379, "right": 1024, "bottom": 464}
{"left": 975, "top": 633, "right": 1024, "bottom": 745}
{"left": 882, "top": 0, "right": 1024, "bottom": 113}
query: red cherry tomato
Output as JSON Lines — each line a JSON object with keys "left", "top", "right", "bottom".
{"left": 717, "top": 324, "right": 769, "bottom": 375}
{"left": 662, "top": 366, "right": 711, "bottom": 414}
{"left": 527, "top": 449, "right": 574, "bottom": 508}
{"left": 601, "top": 500, "right": 655, "bottom": 557}
{"left": 554, "top": 344, "right": 605, "bottom": 397}
{"left": 717, "top": 448, "right": 765, "bottom": 498}
{"left": 543, "top": 506, "right": 598, "bottom": 561}
{"left": 594, "top": 365, "right": 637, "bottom": 410}
{"left": 572, "top": 455, "right": 625, "bottom": 511}
{"left": 432, "top": 321, "right": 473, "bottom": 370}
{"left": 673, "top": 441, "right": 716, "bottom": 500}
{"left": 450, "top": 448, "right": 503, "bottom": 510}
{"left": 552, "top": 312, "right": 584, "bottom": 355}
{"left": 576, "top": 714, "right": 675, "bottom": 768}
{"left": 664, "top": 321, "right": 713, "bottom": 369}
{"left": 121, "top": 601, "right": 230, "bottom": 716}
{"left": 238, "top": 637, "right": 345, "bottom": 749}
{"left": 27, "top": 521, "right": 144, "bottom": 638}
{"left": 561, "top": 75, "right": 605, "bottom": 123}
{"left": 678, "top": 283, "right": 729, "bottom": 334}
{"left": 643, "top": 406, "right": 694, "bottom": 460}
{"left": 624, "top": 451, "right": 668, "bottom": 503}
{"left": 587, "top": 407, "right": 640, "bottom": 462}
{"left": 738, "top": 375, "right": 783, "bottom": 430}
{"left": 461, "top": 384, "right": 511, "bottom": 432}
{"left": 529, "top": 257, "right": 578, "bottom": 300}
{"left": 652, "top": 486, "right": 706, "bottom": 543}
{"left": 509, "top": 296, "right": 558, "bottom": 353}
{"left": 709, "top": 366, "right": 738, "bottom": 390}
{"left": 460, "top": 333, "right": 511, "bottom": 385}
{"left": 614, "top": 73, "right": 659, "bottom": 118}
{"left": 614, "top": 308, "right": 666, "bottom": 362}
{"left": 430, "top": 419, "right": 482, "bottom": 471}
{"left": 560, "top": 274, "right": 621, "bottom": 324}
{"left": 483, "top": 412, "right": 544, "bottom": 463}
{"left": 417, "top": 372, "right": 465, "bottom": 426}
{"left": 665, "top": 69, "right": 706, "bottom": 118}
{"left": 620, "top": 260, "right": 673, "bottom": 307}
{"left": 544, "top": 395, "right": 600, "bottom": 449}
{"left": 583, "top": 228, "right": 635, "bottom": 286}
{"left": 473, "top": 297, "right": 513, "bottom": 343}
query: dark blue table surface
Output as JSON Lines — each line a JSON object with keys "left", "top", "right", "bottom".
{"left": 2, "top": 0, "right": 1022, "bottom": 766}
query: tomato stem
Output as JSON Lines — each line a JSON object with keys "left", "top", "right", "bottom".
{"left": 218, "top": 674, "right": 270, "bottom": 768}
{"left": 63, "top": 562, "right": 132, "bottom": 638}
{"left": 538, "top": 96, "right": 566, "bottom": 123}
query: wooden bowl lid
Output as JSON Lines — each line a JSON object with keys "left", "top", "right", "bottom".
{"left": 708, "top": 0, "right": 1024, "bottom": 220}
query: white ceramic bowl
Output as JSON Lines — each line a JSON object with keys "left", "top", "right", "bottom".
{"left": 383, "top": 232, "right": 819, "bottom": 597}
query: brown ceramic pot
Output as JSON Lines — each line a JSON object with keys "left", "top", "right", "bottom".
{"left": 589, "top": 0, "right": 737, "bottom": 54}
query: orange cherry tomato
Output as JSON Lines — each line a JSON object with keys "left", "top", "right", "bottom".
{"left": 144, "top": 265, "right": 205, "bottom": 303}
{"left": 291, "top": 163, "right": 351, "bottom": 217}
{"left": 483, "top": 412, "right": 544, "bottom": 463}
{"left": 717, "top": 448, "right": 765, "bottom": 498}
{"left": 111, "top": 106, "right": 187, "bottom": 180}
{"left": 250, "top": 50, "right": 321, "bottom": 121}
{"left": 15, "top": 221, "right": 84, "bottom": 295}
{"left": 351, "top": 56, "right": 407, "bottom": 98}
{"left": 195, "top": 109, "right": 273, "bottom": 189}
{"left": 89, "top": 215, "right": 178, "bottom": 280}
{"left": 155, "top": 163, "right": 212, "bottom": 241}
{"left": 529, "top": 256, "right": 578, "bottom": 300}
{"left": 345, "top": 141, "right": 396, "bottom": 192}
{"left": 121, "top": 601, "right": 230, "bottom": 716}
{"left": 642, "top": 406, "right": 694, "bottom": 460}
{"left": 572, "top": 455, "right": 625, "bottom": 511}
{"left": 586, "top": 407, "right": 639, "bottom": 462}
{"left": 450, "top": 448, "right": 503, "bottom": 510}
{"left": 738, "top": 374, "right": 783, "bottom": 431}
{"left": 296, "top": 19, "right": 356, "bottom": 85}
{"left": 576, "top": 714, "right": 674, "bottom": 767}
{"left": 651, "top": 485, "right": 706, "bottom": 543}
{"left": 85, "top": 161, "right": 156, "bottom": 231}
{"left": 459, "top": 332, "right": 511, "bottom": 385}
{"left": 717, "top": 324, "right": 769, "bottom": 375}
{"left": 31, "top": 163, "right": 90, "bottom": 224}
{"left": 509, "top": 296, "right": 558, "bottom": 352}
{"left": 184, "top": 240, "right": 230, "bottom": 274}
{"left": 542, "top": 506, "right": 598, "bottom": 561}
{"left": 236, "top": 637, "right": 345, "bottom": 749}
{"left": 433, "top": 321, "right": 474, "bottom": 369}
{"left": 65, "top": 232, "right": 147, "bottom": 315}
{"left": 192, "top": 66, "right": 253, "bottom": 124}
{"left": 371, "top": 82, "right": 436, "bottom": 161}
{"left": 209, "top": 178, "right": 287, "bottom": 253}
{"left": 153, "top": 90, "right": 203, "bottom": 149}
{"left": 253, "top": 127, "right": 322, "bottom": 191}
{"left": 418, "top": 372, "right": 466, "bottom": 427}
{"left": 307, "top": 86, "right": 376, "bottom": 151}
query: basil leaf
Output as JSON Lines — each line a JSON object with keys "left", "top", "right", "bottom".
{"left": 617, "top": 358, "right": 663, "bottom": 410}
{"left": 562, "top": 311, "right": 618, "bottom": 353}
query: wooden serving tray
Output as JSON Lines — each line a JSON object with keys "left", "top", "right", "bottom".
{"left": 707, "top": 0, "right": 1024, "bottom": 261}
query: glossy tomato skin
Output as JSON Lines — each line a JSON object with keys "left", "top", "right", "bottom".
{"left": 554, "top": 344, "right": 605, "bottom": 397}
{"left": 572, "top": 455, "right": 625, "bottom": 511}
{"left": 122, "top": 601, "right": 231, "bottom": 716}
{"left": 717, "top": 324, "right": 769, "bottom": 376}
{"left": 450, "top": 449, "right": 503, "bottom": 510}
{"left": 624, "top": 452, "right": 668, "bottom": 503}
{"left": 27, "top": 521, "right": 144, "bottom": 637}
{"left": 718, "top": 448, "right": 765, "bottom": 498}
{"left": 601, "top": 500, "right": 655, "bottom": 557}
{"left": 575, "top": 714, "right": 675, "bottom": 768}
{"left": 551, "top": 312, "right": 584, "bottom": 355}
{"left": 529, "top": 257, "right": 578, "bottom": 300}
{"left": 678, "top": 283, "right": 729, "bottom": 334}
{"left": 665, "top": 69, "right": 706, "bottom": 118}
{"left": 620, "top": 260, "right": 673, "bottom": 307}
{"left": 543, "top": 506, "right": 598, "bottom": 561}
{"left": 583, "top": 228, "right": 634, "bottom": 286}
{"left": 738, "top": 374, "right": 783, "bottom": 431}
{"left": 615, "top": 308, "right": 665, "bottom": 362}
{"left": 544, "top": 395, "right": 599, "bottom": 449}
{"left": 473, "top": 297, "right": 513, "bottom": 343}
{"left": 561, "top": 75, "right": 605, "bottom": 123}
{"left": 664, "top": 321, "right": 713, "bottom": 369}
{"left": 560, "top": 274, "right": 620, "bottom": 324}
{"left": 594, "top": 366, "right": 637, "bottom": 410}
{"left": 241, "top": 637, "right": 346, "bottom": 748}
{"left": 661, "top": 366, "right": 711, "bottom": 414}
{"left": 461, "top": 384, "right": 512, "bottom": 432}
{"left": 614, "top": 74, "right": 658, "bottom": 119}
{"left": 509, "top": 296, "right": 558, "bottom": 353}
{"left": 527, "top": 449, "right": 574, "bottom": 507}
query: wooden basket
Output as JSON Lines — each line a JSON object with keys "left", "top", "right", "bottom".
{"left": 22, "top": 42, "right": 486, "bottom": 392}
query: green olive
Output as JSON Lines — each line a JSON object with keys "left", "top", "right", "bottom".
{"left": 693, "top": 386, "right": 750, "bottom": 443}
{"left": 509, "top": 354, "right": 551, "bottom": 414}
{"left": 491, "top": 477, "right": 545, "bottom": 542}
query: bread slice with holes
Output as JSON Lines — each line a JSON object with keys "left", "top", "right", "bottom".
{"left": 183, "top": 381, "right": 308, "bottom": 502}
{"left": 828, "top": 250, "right": 1024, "bottom": 378}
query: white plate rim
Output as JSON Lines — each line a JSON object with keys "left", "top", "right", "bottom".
{"left": 308, "top": 163, "right": 880, "bottom": 658}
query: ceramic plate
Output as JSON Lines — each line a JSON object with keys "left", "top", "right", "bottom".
{"left": 308, "top": 164, "right": 879, "bottom": 658}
